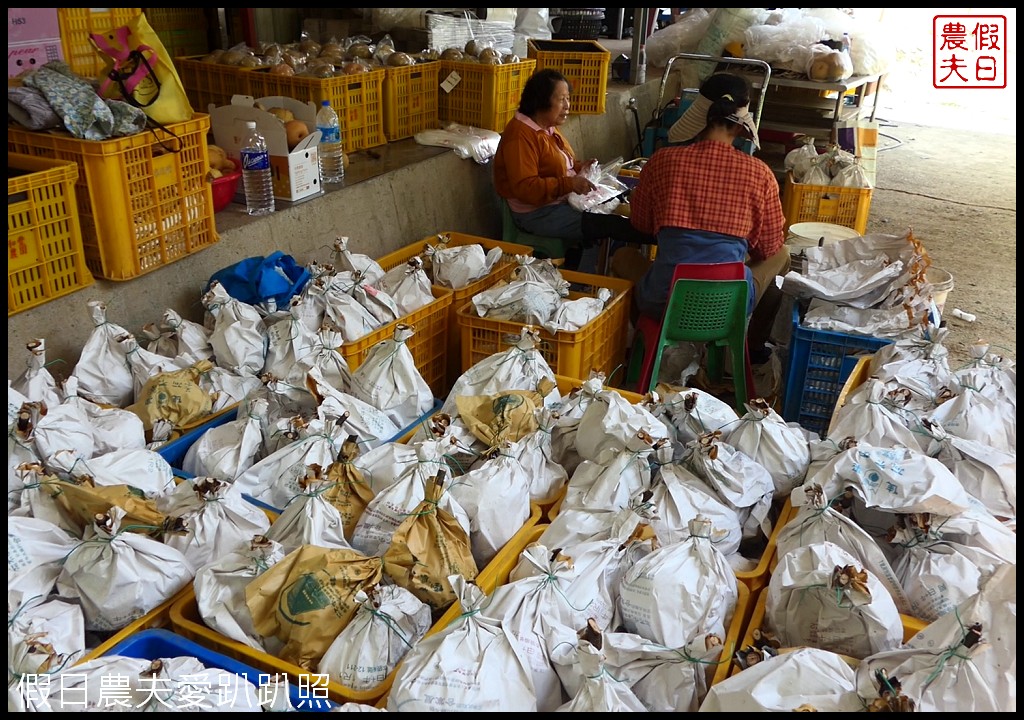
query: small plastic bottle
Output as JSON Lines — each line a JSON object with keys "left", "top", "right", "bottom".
{"left": 315, "top": 100, "right": 345, "bottom": 185}
{"left": 240, "top": 120, "right": 274, "bottom": 216}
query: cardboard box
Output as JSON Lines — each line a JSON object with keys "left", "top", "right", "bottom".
{"left": 209, "top": 95, "right": 323, "bottom": 203}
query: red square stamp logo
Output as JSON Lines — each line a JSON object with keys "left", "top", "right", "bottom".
{"left": 933, "top": 14, "right": 1007, "bottom": 88}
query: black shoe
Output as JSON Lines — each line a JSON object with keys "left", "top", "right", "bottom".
{"left": 749, "top": 344, "right": 773, "bottom": 365}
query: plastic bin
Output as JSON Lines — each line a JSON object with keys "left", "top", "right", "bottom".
{"left": 8, "top": 153, "right": 93, "bottom": 315}
{"left": 170, "top": 508, "right": 541, "bottom": 707}
{"left": 527, "top": 39, "right": 611, "bottom": 115}
{"left": 248, "top": 68, "right": 387, "bottom": 153}
{"left": 7, "top": 115, "right": 219, "bottom": 281}
{"left": 103, "top": 629, "right": 335, "bottom": 711}
{"left": 376, "top": 233, "right": 534, "bottom": 388}
{"left": 174, "top": 56, "right": 254, "bottom": 113}
{"left": 782, "top": 304, "right": 892, "bottom": 438}
{"left": 382, "top": 62, "right": 441, "bottom": 142}
{"left": 146, "top": 9, "right": 210, "bottom": 58}
{"left": 438, "top": 59, "right": 536, "bottom": 133}
{"left": 57, "top": 7, "right": 142, "bottom": 78}
{"left": 781, "top": 171, "right": 873, "bottom": 235}
{"left": 456, "top": 270, "right": 633, "bottom": 382}
{"left": 341, "top": 286, "right": 452, "bottom": 399}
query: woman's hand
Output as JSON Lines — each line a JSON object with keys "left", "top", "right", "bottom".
{"left": 571, "top": 175, "right": 597, "bottom": 195}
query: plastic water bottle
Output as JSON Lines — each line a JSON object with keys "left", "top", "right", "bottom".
{"left": 315, "top": 100, "right": 344, "bottom": 184}
{"left": 240, "top": 120, "right": 274, "bottom": 216}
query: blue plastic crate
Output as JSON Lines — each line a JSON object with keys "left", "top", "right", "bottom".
{"left": 782, "top": 304, "right": 892, "bottom": 438}
{"left": 105, "top": 628, "right": 336, "bottom": 711}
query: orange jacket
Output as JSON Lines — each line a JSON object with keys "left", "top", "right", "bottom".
{"left": 493, "top": 114, "right": 580, "bottom": 209}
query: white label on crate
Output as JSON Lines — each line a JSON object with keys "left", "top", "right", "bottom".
{"left": 440, "top": 70, "right": 461, "bottom": 93}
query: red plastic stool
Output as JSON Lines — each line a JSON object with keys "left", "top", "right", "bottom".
{"left": 625, "top": 262, "right": 757, "bottom": 399}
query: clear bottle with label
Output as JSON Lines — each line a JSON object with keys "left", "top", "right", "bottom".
{"left": 240, "top": 120, "right": 274, "bottom": 215}
{"left": 315, "top": 100, "right": 345, "bottom": 184}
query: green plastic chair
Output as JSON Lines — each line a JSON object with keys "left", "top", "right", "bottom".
{"left": 647, "top": 277, "right": 753, "bottom": 412}
{"left": 499, "top": 196, "right": 569, "bottom": 260}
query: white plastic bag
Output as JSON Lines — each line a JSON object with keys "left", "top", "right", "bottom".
{"left": 70, "top": 300, "right": 135, "bottom": 406}
{"left": 202, "top": 281, "right": 268, "bottom": 377}
{"left": 375, "top": 256, "right": 434, "bottom": 316}
{"left": 333, "top": 236, "right": 385, "bottom": 286}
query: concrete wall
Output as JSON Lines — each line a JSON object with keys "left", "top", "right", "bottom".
{"left": 7, "top": 78, "right": 660, "bottom": 375}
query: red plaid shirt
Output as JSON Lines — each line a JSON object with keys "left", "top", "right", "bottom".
{"left": 630, "top": 141, "right": 785, "bottom": 261}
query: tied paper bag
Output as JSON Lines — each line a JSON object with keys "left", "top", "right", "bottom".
{"left": 383, "top": 471, "right": 479, "bottom": 612}
{"left": 246, "top": 545, "right": 385, "bottom": 670}
{"left": 90, "top": 12, "right": 194, "bottom": 125}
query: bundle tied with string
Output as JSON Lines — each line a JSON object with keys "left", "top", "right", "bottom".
{"left": 454, "top": 378, "right": 552, "bottom": 449}
{"left": 776, "top": 483, "right": 911, "bottom": 615}
{"left": 8, "top": 592, "right": 85, "bottom": 699}
{"left": 350, "top": 323, "right": 434, "bottom": 430}
{"left": 322, "top": 435, "right": 377, "bottom": 539}
{"left": 55, "top": 506, "right": 194, "bottom": 632}
{"left": 383, "top": 470, "right": 479, "bottom": 612}
{"left": 245, "top": 544, "right": 385, "bottom": 670}
{"left": 387, "top": 574, "right": 538, "bottom": 711}
{"left": 263, "top": 465, "right": 355, "bottom": 554}
{"left": 764, "top": 541, "right": 904, "bottom": 659}
{"left": 318, "top": 584, "right": 432, "bottom": 692}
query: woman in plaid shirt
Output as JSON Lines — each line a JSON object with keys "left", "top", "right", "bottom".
{"left": 615, "top": 73, "right": 792, "bottom": 359}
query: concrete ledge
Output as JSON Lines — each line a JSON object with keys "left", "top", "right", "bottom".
{"left": 7, "top": 76, "right": 662, "bottom": 371}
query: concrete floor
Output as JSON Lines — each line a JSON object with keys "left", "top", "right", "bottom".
{"left": 7, "top": 41, "right": 1015, "bottom": 377}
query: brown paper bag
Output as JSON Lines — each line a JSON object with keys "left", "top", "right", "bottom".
{"left": 46, "top": 477, "right": 167, "bottom": 535}
{"left": 128, "top": 360, "right": 215, "bottom": 432}
{"left": 322, "top": 435, "right": 376, "bottom": 539}
{"left": 454, "top": 378, "right": 554, "bottom": 448}
{"left": 246, "top": 545, "right": 384, "bottom": 669}
{"left": 383, "top": 472, "right": 478, "bottom": 612}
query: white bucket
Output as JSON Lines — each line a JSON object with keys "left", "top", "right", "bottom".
{"left": 786, "top": 222, "right": 861, "bottom": 250}
{"left": 927, "top": 267, "right": 954, "bottom": 313}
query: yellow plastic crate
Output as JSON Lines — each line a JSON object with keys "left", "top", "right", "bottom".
{"left": 438, "top": 59, "right": 536, "bottom": 133}
{"left": 781, "top": 171, "right": 872, "bottom": 235}
{"left": 248, "top": 68, "right": 387, "bottom": 153}
{"left": 376, "top": 233, "right": 534, "bottom": 388}
{"left": 341, "top": 286, "right": 453, "bottom": 400}
{"left": 827, "top": 354, "right": 873, "bottom": 436}
{"left": 8, "top": 153, "right": 93, "bottom": 315}
{"left": 58, "top": 7, "right": 142, "bottom": 79}
{"left": 146, "top": 9, "right": 210, "bottom": 58}
{"left": 175, "top": 55, "right": 254, "bottom": 113}
{"left": 456, "top": 269, "right": 633, "bottom": 382}
{"left": 382, "top": 62, "right": 441, "bottom": 142}
{"left": 170, "top": 508, "right": 542, "bottom": 707}
{"left": 8, "top": 115, "right": 219, "bottom": 281}
{"left": 75, "top": 585, "right": 191, "bottom": 665}
{"left": 527, "top": 39, "right": 611, "bottom": 115}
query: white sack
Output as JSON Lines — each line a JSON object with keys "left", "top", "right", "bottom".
{"left": 202, "top": 281, "right": 268, "bottom": 377}
{"left": 766, "top": 541, "right": 903, "bottom": 659}
{"left": 318, "top": 585, "right": 431, "bottom": 692}
{"left": 350, "top": 324, "right": 433, "bottom": 429}
{"left": 725, "top": 399, "right": 810, "bottom": 498}
{"left": 387, "top": 576, "right": 538, "bottom": 712}
{"left": 70, "top": 300, "right": 134, "bottom": 406}
{"left": 55, "top": 507, "right": 194, "bottom": 631}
